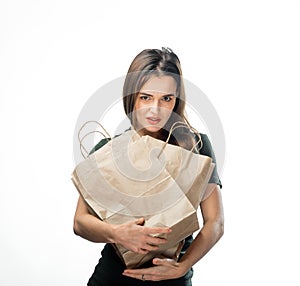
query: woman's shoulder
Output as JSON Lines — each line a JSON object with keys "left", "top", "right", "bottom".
{"left": 89, "top": 128, "right": 131, "bottom": 155}
{"left": 194, "top": 132, "right": 222, "bottom": 188}
{"left": 193, "top": 132, "right": 216, "bottom": 160}
{"left": 89, "top": 138, "right": 111, "bottom": 155}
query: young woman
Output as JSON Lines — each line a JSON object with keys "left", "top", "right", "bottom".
{"left": 73, "top": 48, "right": 224, "bottom": 285}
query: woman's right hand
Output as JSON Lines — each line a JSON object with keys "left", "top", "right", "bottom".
{"left": 111, "top": 218, "right": 172, "bottom": 254}
{"left": 74, "top": 197, "right": 171, "bottom": 253}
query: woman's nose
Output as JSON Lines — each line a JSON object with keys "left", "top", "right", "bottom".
{"left": 149, "top": 100, "right": 160, "bottom": 113}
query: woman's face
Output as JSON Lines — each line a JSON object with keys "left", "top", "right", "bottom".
{"left": 134, "top": 75, "right": 177, "bottom": 134}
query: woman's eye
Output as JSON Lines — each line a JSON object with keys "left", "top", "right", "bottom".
{"left": 140, "top": 95, "right": 150, "bottom": 101}
{"left": 162, "top": 96, "right": 173, "bottom": 102}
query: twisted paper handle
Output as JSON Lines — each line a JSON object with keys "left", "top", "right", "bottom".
{"left": 157, "top": 121, "right": 203, "bottom": 158}
{"left": 78, "top": 121, "right": 111, "bottom": 159}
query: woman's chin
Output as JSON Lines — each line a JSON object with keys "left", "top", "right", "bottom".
{"left": 136, "top": 126, "right": 162, "bottom": 135}
{"left": 144, "top": 126, "right": 162, "bottom": 133}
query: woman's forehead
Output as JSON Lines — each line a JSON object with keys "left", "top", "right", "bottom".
{"left": 140, "top": 75, "right": 177, "bottom": 95}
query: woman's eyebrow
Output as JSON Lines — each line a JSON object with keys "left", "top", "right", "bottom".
{"left": 139, "top": 92, "right": 175, "bottom": 97}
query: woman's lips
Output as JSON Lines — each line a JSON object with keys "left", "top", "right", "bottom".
{"left": 146, "top": 117, "right": 161, "bottom": 125}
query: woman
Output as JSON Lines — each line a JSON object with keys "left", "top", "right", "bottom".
{"left": 73, "top": 48, "right": 224, "bottom": 285}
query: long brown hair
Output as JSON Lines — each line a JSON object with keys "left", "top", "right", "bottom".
{"left": 122, "top": 48, "right": 199, "bottom": 151}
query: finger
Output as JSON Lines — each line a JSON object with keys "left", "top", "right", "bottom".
{"left": 122, "top": 272, "right": 142, "bottom": 280}
{"left": 123, "top": 270, "right": 143, "bottom": 276}
{"left": 123, "top": 272, "right": 149, "bottom": 280}
{"left": 123, "top": 272, "right": 159, "bottom": 282}
{"left": 153, "top": 258, "right": 178, "bottom": 266}
{"left": 144, "top": 226, "right": 172, "bottom": 235}
{"left": 146, "top": 236, "right": 168, "bottom": 246}
{"left": 136, "top": 248, "right": 149, "bottom": 254}
{"left": 123, "top": 268, "right": 151, "bottom": 276}
{"left": 139, "top": 244, "right": 159, "bottom": 252}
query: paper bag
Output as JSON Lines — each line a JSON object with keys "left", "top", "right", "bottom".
{"left": 72, "top": 128, "right": 214, "bottom": 268}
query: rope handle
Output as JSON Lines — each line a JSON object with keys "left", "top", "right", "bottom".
{"left": 78, "top": 121, "right": 111, "bottom": 159}
{"left": 157, "top": 121, "right": 203, "bottom": 158}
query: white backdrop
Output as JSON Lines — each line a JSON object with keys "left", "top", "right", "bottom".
{"left": 1, "top": 1, "right": 299, "bottom": 285}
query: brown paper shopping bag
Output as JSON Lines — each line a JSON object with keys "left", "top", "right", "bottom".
{"left": 72, "top": 123, "right": 215, "bottom": 268}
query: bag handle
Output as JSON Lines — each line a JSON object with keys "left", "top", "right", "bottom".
{"left": 157, "top": 121, "right": 203, "bottom": 158}
{"left": 78, "top": 121, "right": 111, "bottom": 159}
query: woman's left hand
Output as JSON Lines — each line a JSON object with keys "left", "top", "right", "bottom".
{"left": 122, "top": 258, "right": 188, "bottom": 281}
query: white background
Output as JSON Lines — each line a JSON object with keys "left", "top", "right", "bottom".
{"left": 1, "top": 0, "right": 300, "bottom": 285}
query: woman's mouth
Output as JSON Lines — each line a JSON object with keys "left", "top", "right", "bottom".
{"left": 146, "top": 117, "right": 161, "bottom": 125}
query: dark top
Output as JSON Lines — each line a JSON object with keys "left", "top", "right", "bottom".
{"left": 87, "top": 130, "right": 222, "bottom": 286}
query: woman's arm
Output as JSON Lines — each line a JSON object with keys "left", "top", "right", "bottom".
{"left": 73, "top": 196, "right": 171, "bottom": 254}
{"left": 123, "top": 184, "right": 224, "bottom": 281}
{"left": 179, "top": 184, "right": 224, "bottom": 270}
